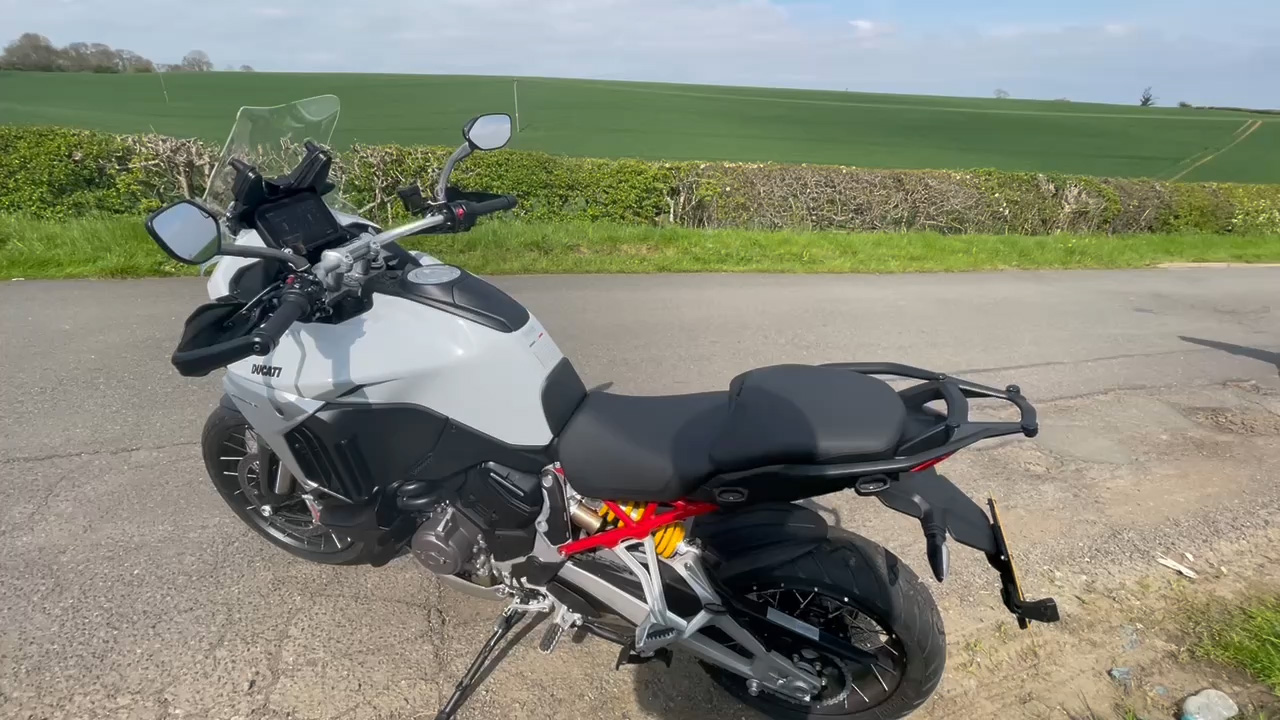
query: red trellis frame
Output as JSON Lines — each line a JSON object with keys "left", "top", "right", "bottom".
{"left": 556, "top": 499, "right": 719, "bottom": 557}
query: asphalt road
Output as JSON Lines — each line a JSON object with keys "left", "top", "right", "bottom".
{"left": 1, "top": 269, "right": 1278, "bottom": 720}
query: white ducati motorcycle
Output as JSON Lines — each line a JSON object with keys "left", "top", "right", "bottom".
{"left": 146, "top": 96, "right": 1058, "bottom": 720}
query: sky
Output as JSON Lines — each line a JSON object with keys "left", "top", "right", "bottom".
{"left": 3, "top": 0, "right": 1277, "bottom": 106}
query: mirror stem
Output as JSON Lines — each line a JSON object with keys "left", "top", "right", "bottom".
{"left": 436, "top": 143, "right": 473, "bottom": 202}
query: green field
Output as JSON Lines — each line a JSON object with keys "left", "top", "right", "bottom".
{"left": 2, "top": 71, "right": 1278, "bottom": 182}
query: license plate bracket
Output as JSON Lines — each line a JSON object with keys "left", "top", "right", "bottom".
{"left": 987, "top": 498, "right": 1060, "bottom": 628}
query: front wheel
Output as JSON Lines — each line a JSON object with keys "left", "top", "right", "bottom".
{"left": 202, "top": 405, "right": 367, "bottom": 565}
{"left": 702, "top": 530, "right": 946, "bottom": 720}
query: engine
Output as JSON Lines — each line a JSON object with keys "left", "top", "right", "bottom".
{"left": 411, "top": 504, "right": 488, "bottom": 576}
{"left": 407, "top": 463, "right": 543, "bottom": 583}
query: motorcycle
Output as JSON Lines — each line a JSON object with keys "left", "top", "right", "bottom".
{"left": 145, "top": 96, "right": 1058, "bottom": 720}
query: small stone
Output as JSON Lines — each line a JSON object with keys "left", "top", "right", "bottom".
{"left": 1154, "top": 685, "right": 1170, "bottom": 698}
{"left": 1181, "top": 689, "right": 1239, "bottom": 720}
{"left": 1109, "top": 667, "right": 1134, "bottom": 691}
{"left": 1121, "top": 624, "right": 1141, "bottom": 651}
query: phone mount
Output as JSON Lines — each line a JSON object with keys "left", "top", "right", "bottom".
{"left": 226, "top": 141, "right": 337, "bottom": 233}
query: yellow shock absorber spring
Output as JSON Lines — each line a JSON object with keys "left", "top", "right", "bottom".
{"left": 598, "top": 502, "right": 687, "bottom": 558}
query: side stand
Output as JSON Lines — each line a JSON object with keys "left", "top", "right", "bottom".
{"left": 434, "top": 609, "right": 529, "bottom": 720}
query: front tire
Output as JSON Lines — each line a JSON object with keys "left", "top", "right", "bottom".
{"left": 202, "top": 405, "right": 367, "bottom": 565}
{"left": 702, "top": 530, "right": 946, "bottom": 720}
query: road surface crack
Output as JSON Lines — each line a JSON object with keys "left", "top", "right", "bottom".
{"left": 0, "top": 440, "right": 198, "bottom": 465}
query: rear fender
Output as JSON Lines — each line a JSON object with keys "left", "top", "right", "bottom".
{"left": 876, "top": 468, "right": 998, "bottom": 557}
{"left": 876, "top": 468, "right": 1059, "bottom": 627}
{"left": 691, "top": 503, "right": 828, "bottom": 580}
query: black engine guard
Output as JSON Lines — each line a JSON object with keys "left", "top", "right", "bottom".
{"left": 877, "top": 468, "right": 1059, "bottom": 628}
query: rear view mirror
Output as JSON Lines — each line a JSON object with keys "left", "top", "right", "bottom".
{"left": 146, "top": 200, "right": 222, "bottom": 265}
{"left": 463, "top": 114, "right": 512, "bottom": 151}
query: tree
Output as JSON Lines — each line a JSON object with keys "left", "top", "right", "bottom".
{"left": 117, "top": 49, "right": 156, "bottom": 73}
{"left": 0, "top": 33, "right": 64, "bottom": 71}
{"left": 62, "top": 41, "right": 92, "bottom": 71}
{"left": 1139, "top": 87, "right": 1157, "bottom": 107}
{"left": 1178, "top": 100, "right": 1192, "bottom": 108}
{"left": 1, "top": 33, "right": 157, "bottom": 73}
{"left": 181, "top": 49, "right": 213, "bottom": 72}
{"left": 87, "top": 43, "right": 122, "bottom": 72}
{"left": 993, "top": 88, "right": 1010, "bottom": 100}
{"left": 239, "top": 64, "right": 255, "bottom": 72}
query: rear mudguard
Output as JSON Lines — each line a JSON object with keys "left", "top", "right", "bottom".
{"left": 876, "top": 468, "right": 999, "bottom": 577}
{"left": 876, "top": 468, "right": 1059, "bottom": 627}
{"left": 692, "top": 503, "right": 829, "bottom": 580}
{"left": 691, "top": 474, "right": 1058, "bottom": 628}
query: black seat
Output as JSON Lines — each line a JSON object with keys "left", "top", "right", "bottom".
{"left": 556, "top": 365, "right": 907, "bottom": 502}
{"left": 557, "top": 391, "right": 730, "bottom": 503}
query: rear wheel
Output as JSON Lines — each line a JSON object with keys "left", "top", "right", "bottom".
{"left": 202, "top": 405, "right": 367, "bottom": 565}
{"left": 702, "top": 530, "right": 945, "bottom": 719}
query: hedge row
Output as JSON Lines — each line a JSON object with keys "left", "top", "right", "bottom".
{"left": 3, "top": 124, "right": 1280, "bottom": 235}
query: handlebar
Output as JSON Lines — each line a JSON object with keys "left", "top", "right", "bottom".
{"left": 460, "top": 195, "right": 519, "bottom": 216}
{"left": 248, "top": 289, "right": 310, "bottom": 356}
{"left": 313, "top": 195, "right": 518, "bottom": 286}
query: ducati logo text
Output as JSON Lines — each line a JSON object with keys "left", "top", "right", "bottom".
{"left": 250, "top": 363, "right": 283, "bottom": 378}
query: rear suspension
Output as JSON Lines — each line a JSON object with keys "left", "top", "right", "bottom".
{"left": 568, "top": 499, "right": 692, "bottom": 558}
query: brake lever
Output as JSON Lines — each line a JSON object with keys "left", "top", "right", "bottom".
{"left": 227, "top": 282, "right": 284, "bottom": 326}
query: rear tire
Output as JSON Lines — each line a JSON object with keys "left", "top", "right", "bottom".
{"left": 702, "top": 530, "right": 946, "bottom": 720}
{"left": 202, "top": 405, "right": 367, "bottom": 565}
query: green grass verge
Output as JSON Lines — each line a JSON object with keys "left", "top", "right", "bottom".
{"left": 4, "top": 214, "right": 1280, "bottom": 280}
{"left": 1194, "top": 597, "right": 1280, "bottom": 694}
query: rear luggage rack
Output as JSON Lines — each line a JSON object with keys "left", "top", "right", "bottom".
{"left": 757, "top": 362, "right": 1038, "bottom": 480}
{"left": 696, "top": 362, "right": 1040, "bottom": 503}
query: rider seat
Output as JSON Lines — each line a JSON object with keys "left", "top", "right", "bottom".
{"left": 556, "top": 364, "right": 907, "bottom": 502}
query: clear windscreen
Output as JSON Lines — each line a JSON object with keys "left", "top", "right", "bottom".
{"left": 203, "top": 95, "right": 353, "bottom": 216}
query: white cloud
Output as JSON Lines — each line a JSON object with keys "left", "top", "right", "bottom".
{"left": 849, "top": 19, "right": 894, "bottom": 41}
{"left": 2, "top": 0, "right": 1276, "bottom": 106}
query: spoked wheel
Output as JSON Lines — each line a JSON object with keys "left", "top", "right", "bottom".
{"left": 202, "top": 404, "right": 367, "bottom": 565}
{"left": 743, "top": 588, "right": 906, "bottom": 711}
{"left": 701, "top": 530, "right": 945, "bottom": 720}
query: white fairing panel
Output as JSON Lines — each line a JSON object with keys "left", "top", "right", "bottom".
{"left": 224, "top": 292, "right": 564, "bottom": 447}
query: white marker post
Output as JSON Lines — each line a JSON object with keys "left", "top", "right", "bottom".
{"left": 513, "top": 79, "right": 521, "bottom": 133}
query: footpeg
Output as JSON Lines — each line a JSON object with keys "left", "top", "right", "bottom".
{"left": 538, "top": 607, "right": 581, "bottom": 655}
{"left": 642, "top": 625, "right": 678, "bottom": 645}
{"left": 615, "top": 645, "right": 673, "bottom": 670}
{"left": 538, "top": 622, "right": 564, "bottom": 655}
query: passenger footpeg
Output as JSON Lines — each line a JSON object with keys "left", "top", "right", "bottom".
{"left": 615, "top": 644, "right": 673, "bottom": 670}
{"left": 538, "top": 622, "right": 564, "bottom": 654}
{"left": 538, "top": 606, "right": 582, "bottom": 655}
{"left": 642, "top": 625, "right": 678, "bottom": 645}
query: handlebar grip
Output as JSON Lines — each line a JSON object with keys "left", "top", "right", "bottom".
{"left": 249, "top": 291, "right": 310, "bottom": 356}
{"left": 466, "top": 195, "right": 519, "bottom": 216}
